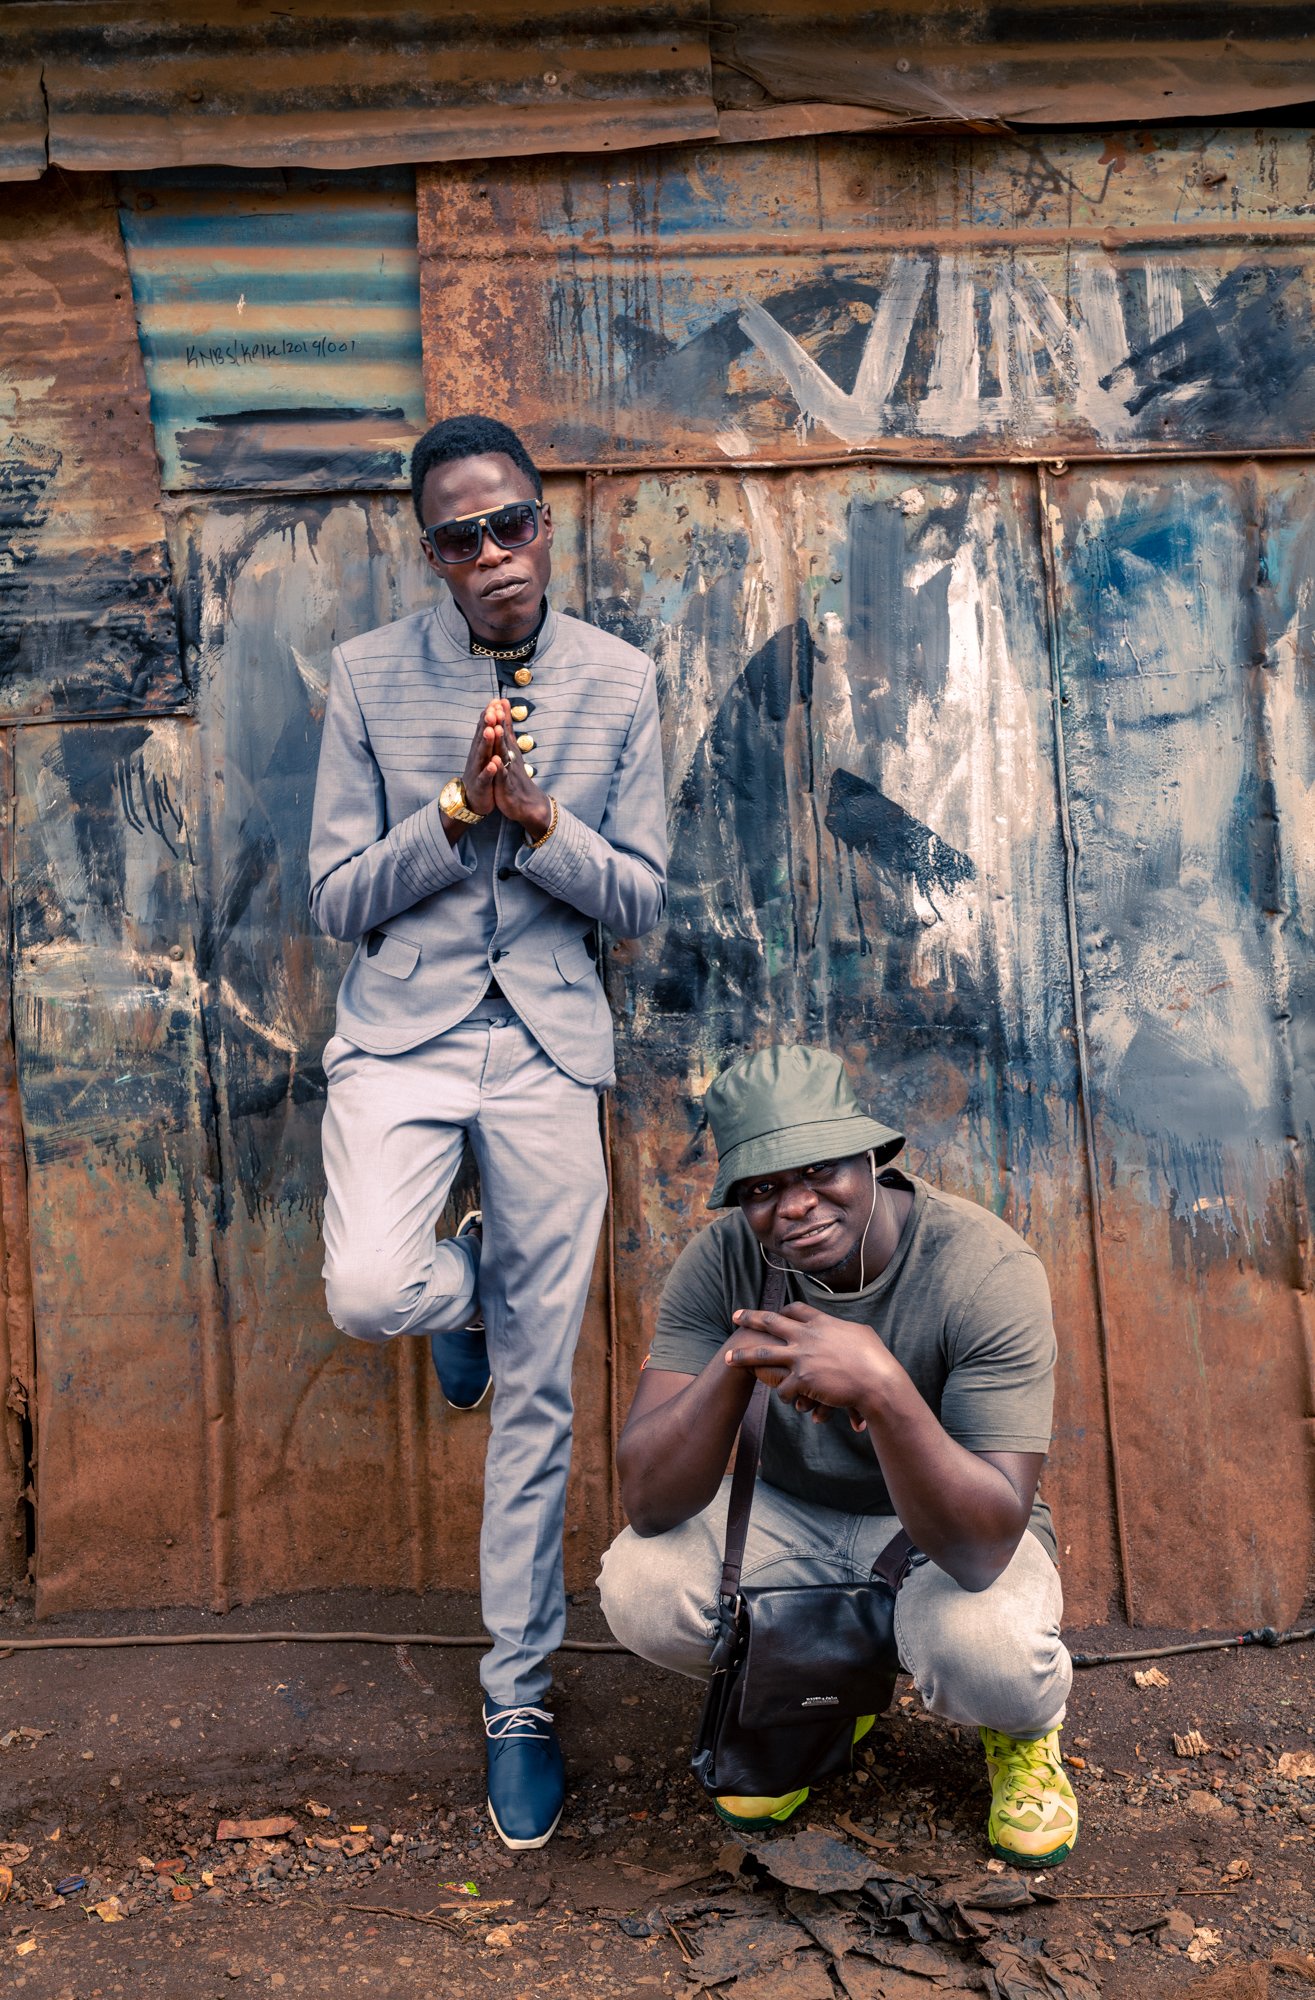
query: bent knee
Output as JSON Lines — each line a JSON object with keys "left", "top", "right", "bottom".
{"left": 597, "top": 1529, "right": 649, "bottom": 1649}
{"left": 324, "top": 1261, "right": 420, "bottom": 1344}
{"left": 901, "top": 1547, "right": 1071, "bottom": 1736}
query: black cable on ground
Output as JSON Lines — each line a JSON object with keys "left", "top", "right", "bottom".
{"left": 1072, "top": 1624, "right": 1315, "bottom": 1668}
{"left": 0, "top": 1629, "right": 628, "bottom": 1655}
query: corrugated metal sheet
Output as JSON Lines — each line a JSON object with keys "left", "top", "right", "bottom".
{"left": 0, "top": 728, "right": 34, "bottom": 1593}
{"left": 596, "top": 458, "right": 1313, "bottom": 1631}
{"left": 117, "top": 169, "right": 424, "bottom": 491}
{"left": 420, "top": 127, "right": 1315, "bottom": 467}
{"left": 5, "top": 4, "right": 1315, "bottom": 182}
{"left": 0, "top": 2, "right": 718, "bottom": 179}
{"left": 713, "top": 5, "right": 1315, "bottom": 128}
{"left": 0, "top": 175, "right": 183, "bottom": 720}
{"left": 418, "top": 129, "right": 1312, "bottom": 1629}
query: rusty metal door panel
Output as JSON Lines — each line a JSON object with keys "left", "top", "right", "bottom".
{"left": 11, "top": 719, "right": 223, "bottom": 1614}
{"left": 117, "top": 169, "right": 425, "bottom": 493}
{"left": 0, "top": 175, "right": 182, "bottom": 720}
{"left": 594, "top": 465, "right": 1120, "bottom": 1622}
{"left": 167, "top": 481, "right": 607, "bottom": 1603}
{"left": 1252, "top": 468, "right": 1315, "bottom": 1309}
{"left": 420, "top": 130, "right": 1315, "bottom": 470}
{"left": 1043, "top": 462, "right": 1314, "bottom": 1628}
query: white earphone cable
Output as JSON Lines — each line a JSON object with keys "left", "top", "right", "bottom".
{"left": 759, "top": 1151, "right": 879, "bottom": 1295}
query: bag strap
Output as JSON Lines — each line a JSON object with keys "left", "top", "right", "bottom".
{"left": 716, "top": 1262, "right": 786, "bottom": 1611}
{"left": 870, "top": 1527, "right": 919, "bottom": 1588}
{"left": 715, "top": 1263, "right": 923, "bottom": 1608}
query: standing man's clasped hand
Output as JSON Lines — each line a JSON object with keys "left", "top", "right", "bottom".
{"left": 442, "top": 699, "right": 552, "bottom": 843}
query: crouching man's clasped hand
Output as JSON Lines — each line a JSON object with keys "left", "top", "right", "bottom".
{"left": 726, "top": 1301, "right": 890, "bottom": 1430}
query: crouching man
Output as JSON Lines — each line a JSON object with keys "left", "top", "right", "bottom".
{"left": 599, "top": 1045, "right": 1078, "bottom": 1868}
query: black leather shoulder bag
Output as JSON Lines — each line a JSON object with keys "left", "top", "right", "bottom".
{"left": 691, "top": 1265, "right": 922, "bottom": 1801}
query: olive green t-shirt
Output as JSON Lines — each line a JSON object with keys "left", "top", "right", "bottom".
{"left": 648, "top": 1171, "right": 1058, "bottom": 1562}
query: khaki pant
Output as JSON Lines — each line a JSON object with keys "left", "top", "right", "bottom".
{"left": 599, "top": 1475, "right": 1070, "bottom": 1740}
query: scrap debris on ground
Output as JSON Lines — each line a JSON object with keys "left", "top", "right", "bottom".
{"left": 0, "top": 1594, "right": 1311, "bottom": 1996}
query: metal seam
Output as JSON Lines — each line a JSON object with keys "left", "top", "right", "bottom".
{"left": 585, "top": 468, "right": 624, "bottom": 1542}
{"left": 153, "top": 446, "right": 1315, "bottom": 508}
{"left": 1035, "top": 465, "right": 1137, "bottom": 1629}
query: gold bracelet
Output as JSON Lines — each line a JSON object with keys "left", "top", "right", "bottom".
{"left": 529, "top": 795, "right": 559, "bottom": 849}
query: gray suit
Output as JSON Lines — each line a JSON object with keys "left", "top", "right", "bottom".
{"left": 309, "top": 590, "right": 667, "bottom": 1084}
{"left": 310, "top": 588, "right": 667, "bottom": 1707}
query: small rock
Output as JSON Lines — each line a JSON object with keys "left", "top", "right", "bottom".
{"left": 613, "top": 1755, "right": 634, "bottom": 1775}
{"left": 1164, "top": 1909, "right": 1197, "bottom": 1942}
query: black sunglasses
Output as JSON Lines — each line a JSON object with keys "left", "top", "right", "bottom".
{"left": 423, "top": 498, "right": 544, "bottom": 565}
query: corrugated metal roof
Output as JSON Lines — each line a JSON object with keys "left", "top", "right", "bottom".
{"left": 117, "top": 169, "right": 424, "bottom": 491}
{"left": 0, "top": 2, "right": 719, "bottom": 179}
{"left": 714, "top": 4, "right": 1315, "bottom": 128}
{"left": 4, "top": 3, "right": 1315, "bottom": 181}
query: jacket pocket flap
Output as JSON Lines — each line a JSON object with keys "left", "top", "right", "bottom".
{"left": 554, "top": 936, "right": 594, "bottom": 985}
{"left": 365, "top": 931, "right": 420, "bottom": 979}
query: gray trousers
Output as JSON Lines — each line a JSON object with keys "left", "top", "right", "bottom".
{"left": 320, "top": 1000, "right": 608, "bottom": 1709}
{"left": 599, "top": 1477, "right": 1071, "bottom": 1742}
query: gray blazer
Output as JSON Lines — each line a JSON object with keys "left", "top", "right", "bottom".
{"left": 309, "top": 591, "right": 667, "bottom": 1086}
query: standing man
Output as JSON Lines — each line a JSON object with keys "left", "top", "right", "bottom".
{"left": 600, "top": 1045, "right": 1077, "bottom": 1868}
{"left": 309, "top": 413, "right": 667, "bottom": 1850}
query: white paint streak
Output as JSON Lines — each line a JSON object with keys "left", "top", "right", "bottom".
{"left": 738, "top": 262, "right": 929, "bottom": 446}
{"left": 878, "top": 493, "right": 1042, "bottom": 1004}
{"left": 714, "top": 420, "right": 755, "bottom": 458}
{"left": 850, "top": 257, "right": 929, "bottom": 409}
{"left": 917, "top": 256, "right": 981, "bottom": 434}
{"left": 291, "top": 645, "right": 328, "bottom": 703}
{"left": 1145, "top": 260, "right": 1185, "bottom": 345}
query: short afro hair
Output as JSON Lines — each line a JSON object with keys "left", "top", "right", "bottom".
{"left": 410, "top": 414, "right": 543, "bottom": 525}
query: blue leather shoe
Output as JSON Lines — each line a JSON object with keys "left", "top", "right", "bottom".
{"left": 429, "top": 1324, "right": 491, "bottom": 1410}
{"left": 430, "top": 1210, "right": 490, "bottom": 1411}
{"left": 484, "top": 1702, "right": 565, "bottom": 1850}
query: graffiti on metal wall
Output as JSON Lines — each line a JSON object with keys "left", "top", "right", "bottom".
{"left": 421, "top": 131, "right": 1315, "bottom": 463}
{"left": 733, "top": 256, "right": 1315, "bottom": 451}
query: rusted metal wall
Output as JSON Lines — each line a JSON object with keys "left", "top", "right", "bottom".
{"left": 421, "top": 125, "right": 1315, "bottom": 1629}
{"left": 0, "top": 172, "right": 186, "bottom": 1603}
{"left": 0, "top": 127, "right": 1310, "bottom": 1627}
{"left": 0, "top": 162, "right": 611, "bottom": 1613}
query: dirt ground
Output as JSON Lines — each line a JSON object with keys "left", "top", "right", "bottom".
{"left": 0, "top": 1588, "right": 1311, "bottom": 2000}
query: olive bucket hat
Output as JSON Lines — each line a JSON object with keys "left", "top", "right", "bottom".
{"left": 704, "top": 1045, "right": 905, "bottom": 1208}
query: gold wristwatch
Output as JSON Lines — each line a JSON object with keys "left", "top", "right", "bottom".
{"left": 439, "top": 777, "right": 485, "bottom": 825}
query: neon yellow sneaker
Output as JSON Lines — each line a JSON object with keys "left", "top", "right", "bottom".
{"left": 980, "top": 1726, "right": 1078, "bottom": 1868}
{"left": 713, "top": 1715, "right": 876, "bottom": 1832}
